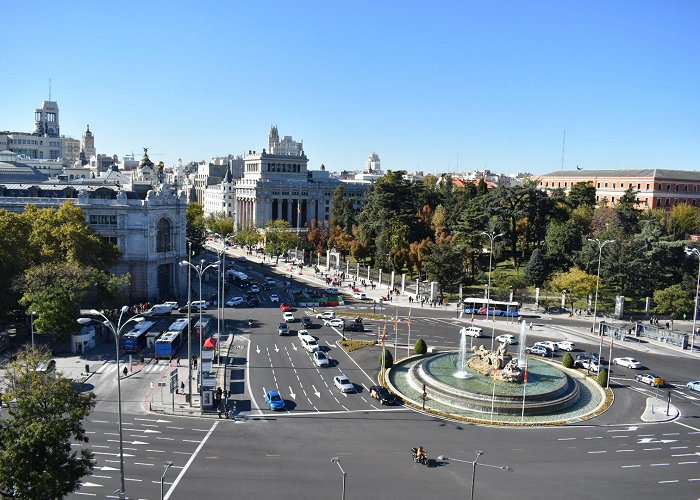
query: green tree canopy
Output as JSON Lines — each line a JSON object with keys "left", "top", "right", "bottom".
{"left": 0, "top": 346, "right": 95, "bottom": 499}
{"left": 422, "top": 239, "right": 464, "bottom": 298}
{"left": 653, "top": 284, "right": 693, "bottom": 318}
{"left": 186, "top": 202, "right": 207, "bottom": 253}
{"left": 567, "top": 181, "right": 597, "bottom": 209}
{"left": 264, "top": 219, "right": 298, "bottom": 264}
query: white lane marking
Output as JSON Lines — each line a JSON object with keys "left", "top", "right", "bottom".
{"left": 584, "top": 436, "right": 603, "bottom": 440}
{"left": 616, "top": 450, "right": 635, "bottom": 453}
{"left": 134, "top": 462, "right": 155, "bottom": 466}
{"left": 621, "top": 465, "right": 640, "bottom": 468}
{"left": 91, "top": 420, "right": 109, "bottom": 424}
{"left": 650, "top": 463, "right": 669, "bottom": 466}
{"left": 558, "top": 438, "right": 576, "bottom": 441}
{"left": 658, "top": 480, "right": 678, "bottom": 484}
{"left": 588, "top": 451, "right": 606, "bottom": 454}
{"left": 679, "top": 461, "right": 697, "bottom": 465}
{"left": 675, "top": 421, "right": 700, "bottom": 432}
{"left": 164, "top": 421, "right": 218, "bottom": 500}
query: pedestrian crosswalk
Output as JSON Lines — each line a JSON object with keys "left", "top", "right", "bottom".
{"left": 95, "top": 360, "right": 174, "bottom": 375}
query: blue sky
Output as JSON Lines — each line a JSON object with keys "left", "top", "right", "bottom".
{"left": 1, "top": 0, "right": 698, "bottom": 175}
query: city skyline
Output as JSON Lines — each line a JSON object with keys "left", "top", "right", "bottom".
{"left": 1, "top": 0, "right": 698, "bottom": 175}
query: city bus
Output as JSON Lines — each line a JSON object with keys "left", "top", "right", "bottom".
{"left": 167, "top": 317, "right": 190, "bottom": 337}
{"left": 154, "top": 330, "right": 182, "bottom": 359}
{"left": 462, "top": 297, "right": 520, "bottom": 317}
{"left": 121, "top": 320, "right": 156, "bottom": 353}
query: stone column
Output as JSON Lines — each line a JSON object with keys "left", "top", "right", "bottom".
{"left": 356, "top": 263, "right": 360, "bottom": 279}
{"left": 401, "top": 273, "right": 406, "bottom": 294}
{"left": 378, "top": 269, "right": 383, "bottom": 287}
{"left": 326, "top": 249, "right": 331, "bottom": 271}
{"left": 346, "top": 261, "right": 349, "bottom": 276}
{"left": 390, "top": 271, "right": 395, "bottom": 290}
{"left": 367, "top": 266, "right": 371, "bottom": 281}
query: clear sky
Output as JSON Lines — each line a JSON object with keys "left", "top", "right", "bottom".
{"left": 1, "top": 0, "right": 698, "bottom": 175}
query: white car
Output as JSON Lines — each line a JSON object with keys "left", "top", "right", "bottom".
{"left": 299, "top": 334, "right": 319, "bottom": 353}
{"left": 283, "top": 312, "right": 295, "bottom": 323}
{"left": 312, "top": 351, "right": 330, "bottom": 367}
{"left": 574, "top": 359, "right": 601, "bottom": 373}
{"left": 163, "top": 301, "right": 179, "bottom": 311}
{"left": 297, "top": 329, "right": 310, "bottom": 337}
{"left": 556, "top": 341, "right": 575, "bottom": 351}
{"left": 270, "top": 294, "right": 279, "bottom": 303}
{"left": 353, "top": 292, "right": 367, "bottom": 300}
{"left": 459, "top": 326, "right": 483, "bottom": 338}
{"left": 612, "top": 357, "right": 642, "bottom": 369}
{"left": 316, "top": 311, "right": 336, "bottom": 320}
{"left": 334, "top": 375, "right": 354, "bottom": 393}
{"left": 534, "top": 341, "right": 558, "bottom": 352}
{"left": 496, "top": 334, "right": 517, "bottom": 345}
{"left": 251, "top": 284, "right": 260, "bottom": 293}
{"left": 325, "top": 318, "right": 344, "bottom": 328}
{"left": 225, "top": 296, "right": 244, "bottom": 307}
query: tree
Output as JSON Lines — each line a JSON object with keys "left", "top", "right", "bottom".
{"left": 414, "top": 338, "right": 427, "bottom": 355}
{"left": 206, "top": 212, "right": 234, "bottom": 240}
{"left": 0, "top": 210, "right": 32, "bottom": 316}
{"left": 666, "top": 204, "right": 700, "bottom": 240}
{"left": 562, "top": 352, "right": 574, "bottom": 368}
{"left": 306, "top": 219, "right": 329, "bottom": 255}
{"left": 422, "top": 240, "right": 464, "bottom": 299}
{"left": 234, "top": 225, "right": 261, "bottom": 254}
{"left": 0, "top": 346, "right": 95, "bottom": 499}
{"left": 567, "top": 182, "right": 597, "bottom": 209}
{"left": 380, "top": 349, "right": 393, "bottom": 369}
{"left": 330, "top": 185, "right": 355, "bottom": 234}
{"left": 550, "top": 268, "right": 598, "bottom": 310}
{"left": 186, "top": 202, "right": 207, "bottom": 253}
{"left": 523, "top": 248, "right": 550, "bottom": 287}
{"left": 18, "top": 262, "right": 96, "bottom": 341}
{"left": 264, "top": 219, "right": 298, "bottom": 264}
{"left": 597, "top": 368, "right": 608, "bottom": 387}
{"left": 653, "top": 284, "right": 694, "bottom": 318}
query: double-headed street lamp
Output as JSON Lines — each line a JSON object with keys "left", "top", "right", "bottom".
{"left": 78, "top": 306, "right": 144, "bottom": 500}
{"left": 437, "top": 450, "right": 512, "bottom": 500}
{"left": 330, "top": 457, "right": 346, "bottom": 500}
{"left": 480, "top": 231, "right": 504, "bottom": 350}
{"left": 685, "top": 246, "right": 700, "bottom": 352}
{"left": 588, "top": 238, "right": 615, "bottom": 371}
{"left": 179, "top": 257, "right": 220, "bottom": 411}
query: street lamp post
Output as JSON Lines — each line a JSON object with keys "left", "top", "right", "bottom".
{"left": 588, "top": 238, "right": 615, "bottom": 371}
{"left": 77, "top": 306, "right": 144, "bottom": 500}
{"left": 28, "top": 311, "right": 37, "bottom": 348}
{"left": 480, "top": 231, "right": 504, "bottom": 350}
{"left": 160, "top": 460, "right": 174, "bottom": 500}
{"left": 331, "top": 457, "right": 346, "bottom": 500}
{"left": 685, "top": 246, "right": 700, "bottom": 352}
{"left": 437, "top": 451, "right": 512, "bottom": 500}
{"left": 179, "top": 257, "right": 220, "bottom": 412}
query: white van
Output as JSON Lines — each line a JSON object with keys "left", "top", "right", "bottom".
{"left": 299, "top": 334, "right": 320, "bottom": 353}
{"left": 459, "top": 326, "right": 483, "bottom": 338}
{"left": 148, "top": 304, "right": 173, "bottom": 316}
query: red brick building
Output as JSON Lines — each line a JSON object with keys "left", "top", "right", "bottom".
{"left": 535, "top": 169, "right": 700, "bottom": 209}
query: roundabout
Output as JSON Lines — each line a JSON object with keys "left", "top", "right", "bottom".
{"left": 386, "top": 351, "right": 608, "bottom": 425}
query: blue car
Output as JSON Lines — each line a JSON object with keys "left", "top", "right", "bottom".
{"left": 264, "top": 390, "right": 285, "bottom": 411}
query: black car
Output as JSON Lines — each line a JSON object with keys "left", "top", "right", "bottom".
{"left": 247, "top": 297, "right": 260, "bottom": 307}
{"left": 369, "top": 386, "right": 396, "bottom": 405}
{"left": 301, "top": 317, "right": 313, "bottom": 328}
{"left": 345, "top": 322, "right": 364, "bottom": 332}
{"left": 262, "top": 283, "right": 273, "bottom": 291}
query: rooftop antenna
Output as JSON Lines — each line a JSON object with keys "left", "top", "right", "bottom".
{"left": 561, "top": 130, "right": 566, "bottom": 170}
{"left": 48, "top": 78, "right": 51, "bottom": 101}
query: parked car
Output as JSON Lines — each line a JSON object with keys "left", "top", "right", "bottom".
{"left": 369, "top": 386, "right": 396, "bottom": 405}
{"left": 312, "top": 351, "right": 330, "bottom": 367}
{"left": 576, "top": 352, "right": 602, "bottom": 363}
{"left": 301, "top": 317, "right": 313, "bottom": 328}
{"left": 353, "top": 292, "right": 367, "bottom": 300}
{"left": 299, "top": 334, "right": 320, "bottom": 353}
{"left": 316, "top": 311, "right": 335, "bottom": 320}
{"left": 226, "top": 296, "right": 244, "bottom": 307}
{"left": 270, "top": 294, "right": 279, "bottom": 303}
{"left": 280, "top": 304, "right": 293, "bottom": 312}
{"left": 496, "top": 334, "right": 517, "bottom": 345}
{"left": 283, "top": 312, "right": 295, "bottom": 323}
{"left": 534, "top": 341, "right": 558, "bottom": 352}
{"left": 635, "top": 373, "right": 664, "bottom": 387}
{"left": 686, "top": 380, "right": 700, "bottom": 392}
{"left": 250, "top": 284, "right": 260, "bottom": 293}
{"left": 525, "top": 345, "right": 549, "bottom": 357}
{"left": 178, "top": 300, "right": 209, "bottom": 312}
{"left": 334, "top": 375, "right": 354, "bottom": 393}
{"left": 163, "top": 301, "right": 179, "bottom": 311}
{"left": 325, "top": 318, "right": 344, "bottom": 328}
{"left": 555, "top": 341, "right": 575, "bottom": 351}
{"left": 277, "top": 323, "right": 289, "bottom": 336}
{"left": 264, "top": 390, "right": 285, "bottom": 411}
{"left": 148, "top": 304, "right": 173, "bottom": 316}
{"left": 459, "top": 326, "right": 483, "bottom": 338}
{"left": 612, "top": 357, "right": 642, "bottom": 369}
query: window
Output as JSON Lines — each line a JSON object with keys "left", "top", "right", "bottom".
{"left": 597, "top": 182, "right": 601, "bottom": 188}
{"left": 646, "top": 183, "right": 650, "bottom": 190}
{"left": 156, "top": 218, "right": 172, "bottom": 253}
{"left": 612, "top": 183, "right": 615, "bottom": 189}
{"left": 666, "top": 185, "right": 671, "bottom": 192}
{"left": 604, "top": 182, "right": 608, "bottom": 188}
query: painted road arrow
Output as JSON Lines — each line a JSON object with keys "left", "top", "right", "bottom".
{"left": 289, "top": 386, "right": 296, "bottom": 399}
{"left": 80, "top": 482, "right": 103, "bottom": 488}
{"left": 107, "top": 439, "right": 149, "bottom": 445}
{"left": 312, "top": 385, "right": 321, "bottom": 397}
{"left": 638, "top": 437, "right": 676, "bottom": 444}
{"left": 123, "top": 428, "right": 161, "bottom": 434}
{"left": 291, "top": 344, "right": 297, "bottom": 351}
{"left": 256, "top": 345, "right": 260, "bottom": 354}
{"left": 95, "top": 466, "right": 120, "bottom": 471}
{"left": 133, "top": 418, "right": 171, "bottom": 423}
{"left": 274, "top": 344, "right": 279, "bottom": 353}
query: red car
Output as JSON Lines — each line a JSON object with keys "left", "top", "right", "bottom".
{"left": 280, "top": 303, "right": 292, "bottom": 312}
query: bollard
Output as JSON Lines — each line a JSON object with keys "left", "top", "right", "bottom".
{"left": 85, "top": 364, "right": 90, "bottom": 374}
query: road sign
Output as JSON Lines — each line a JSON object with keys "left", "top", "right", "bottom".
{"left": 169, "top": 369, "right": 178, "bottom": 393}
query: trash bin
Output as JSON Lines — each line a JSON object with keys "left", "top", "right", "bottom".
{"left": 85, "top": 364, "right": 90, "bottom": 373}
{"left": 185, "top": 394, "right": 190, "bottom": 403}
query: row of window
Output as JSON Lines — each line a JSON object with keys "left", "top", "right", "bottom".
{"left": 266, "top": 163, "right": 302, "bottom": 173}
{"left": 89, "top": 214, "right": 118, "bottom": 225}
{"left": 542, "top": 179, "right": 700, "bottom": 193}
{"left": 7, "top": 138, "right": 61, "bottom": 146}
{"left": 595, "top": 196, "right": 698, "bottom": 208}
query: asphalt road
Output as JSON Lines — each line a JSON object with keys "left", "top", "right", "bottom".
{"left": 63, "top": 261, "right": 700, "bottom": 499}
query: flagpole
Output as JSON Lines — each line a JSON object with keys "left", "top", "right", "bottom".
{"left": 380, "top": 325, "right": 387, "bottom": 383}
{"left": 407, "top": 308, "right": 412, "bottom": 358}
{"left": 490, "top": 368, "right": 498, "bottom": 423}
{"left": 394, "top": 312, "right": 399, "bottom": 360}
{"left": 607, "top": 334, "right": 614, "bottom": 389}
{"left": 521, "top": 357, "right": 528, "bottom": 423}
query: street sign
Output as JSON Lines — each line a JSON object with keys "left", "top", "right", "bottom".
{"left": 169, "top": 369, "right": 178, "bottom": 393}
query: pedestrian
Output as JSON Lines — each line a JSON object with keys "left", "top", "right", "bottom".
{"left": 122, "top": 366, "right": 128, "bottom": 377}
{"left": 180, "top": 381, "right": 185, "bottom": 393}
{"left": 176, "top": 357, "right": 180, "bottom": 366}
{"left": 529, "top": 322, "right": 533, "bottom": 330}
